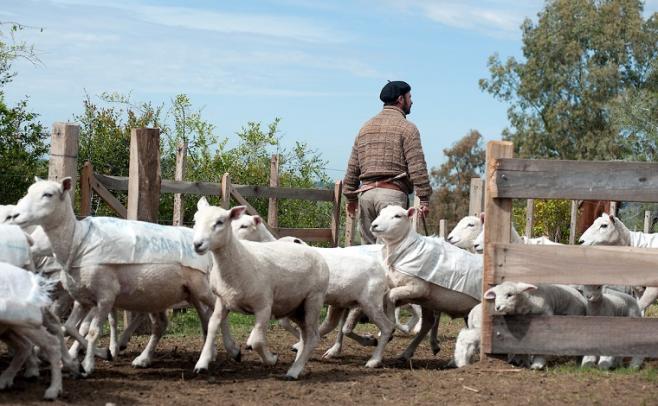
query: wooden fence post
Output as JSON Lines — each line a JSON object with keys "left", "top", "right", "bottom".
{"left": 644, "top": 210, "right": 651, "bottom": 234}
{"left": 331, "top": 181, "right": 343, "bottom": 247}
{"left": 48, "top": 122, "right": 79, "bottom": 203}
{"left": 439, "top": 219, "right": 447, "bottom": 238}
{"left": 525, "top": 199, "right": 534, "bottom": 238}
{"left": 172, "top": 142, "right": 187, "bottom": 226}
{"left": 469, "top": 177, "right": 485, "bottom": 216}
{"left": 569, "top": 200, "right": 579, "bottom": 244}
{"left": 610, "top": 201, "right": 617, "bottom": 215}
{"left": 221, "top": 174, "right": 231, "bottom": 209}
{"left": 268, "top": 155, "right": 279, "bottom": 228}
{"left": 481, "top": 141, "right": 514, "bottom": 361}
{"left": 126, "top": 128, "right": 161, "bottom": 333}
{"left": 80, "top": 161, "right": 93, "bottom": 217}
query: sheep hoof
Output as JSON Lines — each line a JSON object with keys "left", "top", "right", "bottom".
{"left": 365, "top": 359, "right": 382, "bottom": 368}
{"left": 432, "top": 346, "right": 441, "bottom": 356}
{"left": 106, "top": 348, "right": 113, "bottom": 362}
{"left": 245, "top": 345, "right": 252, "bottom": 351}
{"left": 0, "top": 377, "right": 14, "bottom": 390}
{"left": 43, "top": 387, "right": 61, "bottom": 401}
{"left": 276, "top": 374, "right": 298, "bottom": 381}
{"left": 232, "top": 351, "right": 242, "bottom": 362}
{"left": 194, "top": 366, "right": 208, "bottom": 375}
{"left": 119, "top": 344, "right": 128, "bottom": 352}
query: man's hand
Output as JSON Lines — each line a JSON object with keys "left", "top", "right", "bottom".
{"left": 346, "top": 201, "right": 358, "bottom": 218}
{"left": 418, "top": 202, "right": 430, "bottom": 218}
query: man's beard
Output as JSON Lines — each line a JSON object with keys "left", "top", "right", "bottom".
{"left": 403, "top": 102, "right": 411, "bottom": 115}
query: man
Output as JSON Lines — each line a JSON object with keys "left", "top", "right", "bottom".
{"left": 343, "top": 80, "right": 432, "bottom": 244}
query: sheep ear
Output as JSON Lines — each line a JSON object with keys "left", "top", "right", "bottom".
{"left": 61, "top": 177, "right": 72, "bottom": 196}
{"left": 253, "top": 215, "right": 262, "bottom": 225}
{"left": 197, "top": 197, "right": 210, "bottom": 210}
{"left": 229, "top": 206, "right": 246, "bottom": 220}
{"left": 479, "top": 212, "right": 485, "bottom": 224}
{"left": 484, "top": 288, "right": 496, "bottom": 300}
{"left": 608, "top": 214, "right": 616, "bottom": 224}
{"left": 517, "top": 282, "right": 538, "bottom": 292}
{"left": 406, "top": 207, "right": 416, "bottom": 218}
{"left": 34, "top": 176, "right": 43, "bottom": 183}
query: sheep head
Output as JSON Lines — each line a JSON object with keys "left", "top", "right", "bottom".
{"left": 483, "top": 281, "right": 537, "bottom": 314}
{"left": 192, "top": 197, "right": 246, "bottom": 254}
{"left": 473, "top": 230, "right": 484, "bottom": 253}
{"left": 13, "top": 178, "right": 73, "bottom": 229}
{"left": 578, "top": 214, "right": 622, "bottom": 246}
{"left": 447, "top": 215, "right": 483, "bottom": 249}
{"left": 231, "top": 214, "right": 263, "bottom": 241}
{"left": 581, "top": 285, "right": 603, "bottom": 303}
{"left": 370, "top": 205, "right": 415, "bottom": 242}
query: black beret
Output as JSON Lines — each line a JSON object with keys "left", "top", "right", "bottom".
{"left": 379, "top": 80, "right": 411, "bottom": 103}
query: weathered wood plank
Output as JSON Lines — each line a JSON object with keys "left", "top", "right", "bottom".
{"left": 491, "top": 315, "right": 658, "bottom": 357}
{"left": 79, "top": 161, "right": 93, "bottom": 217}
{"left": 492, "top": 159, "right": 658, "bottom": 202}
{"left": 439, "top": 219, "right": 447, "bottom": 239}
{"left": 525, "top": 199, "right": 534, "bottom": 238}
{"left": 330, "top": 181, "right": 342, "bottom": 247}
{"left": 92, "top": 174, "right": 334, "bottom": 201}
{"left": 268, "top": 154, "right": 279, "bottom": 228}
{"left": 469, "top": 178, "right": 485, "bottom": 216}
{"left": 90, "top": 174, "right": 127, "bottom": 219}
{"left": 493, "top": 243, "right": 658, "bottom": 287}
{"left": 172, "top": 142, "right": 187, "bottom": 226}
{"left": 127, "top": 128, "right": 160, "bottom": 222}
{"left": 645, "top": 210, "right": 652, "bottom": 234}
{"left": 276, "top": 228, "right": 333, "bottom": 242}
{"left": 481, "top": 141, "right": 514, "bottom": 359}
{"left": 569, "top": 200, "right": 578, "bottom": 245}
{"left": 48, "top": 122, "right": 79, "bottom": 202}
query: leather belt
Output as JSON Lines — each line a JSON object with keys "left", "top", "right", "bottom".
{"left": 363, "top": 181, "right": 402, "bottom": 192}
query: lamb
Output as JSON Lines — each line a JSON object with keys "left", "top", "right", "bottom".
{"left": 0, "top": 262, "right": 79, "bottom": 400}
{"left": 483, "top": 281, "right": 587, "bottom": 369}
{"left": 192, "top": 199, "right": 330, "bottom": 379}
{"left": 453, "top": 303, "right": 482, "bottom": 367}
{"left": 370, "top": 205, "right": 481, "bottom": 361}
{"left": 446, "top": 214, "right": 484, "bottom": 252}
{"left": 580, "top": 285, "right": 643, "bottom": 370}
{"left": 233, "top": 213, "right": 394, "bottom": 367}
{"left": 12, "top": 177, "right": 218, "bottom": 376}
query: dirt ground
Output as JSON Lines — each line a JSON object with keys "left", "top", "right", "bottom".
{"left": 1, "top": 318, "right": 657, "bottom": 406}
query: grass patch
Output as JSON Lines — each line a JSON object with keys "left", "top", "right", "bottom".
{"left": 549, "top": 360, "right": 657, "bottom": 382}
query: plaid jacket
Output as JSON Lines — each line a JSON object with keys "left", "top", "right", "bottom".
{"left": 343, "top": 106, "right": 432, "bottom": 203}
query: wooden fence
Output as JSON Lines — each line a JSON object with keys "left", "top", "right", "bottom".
{"left": 481, "top": 140, "right": 658, "bottom": 361}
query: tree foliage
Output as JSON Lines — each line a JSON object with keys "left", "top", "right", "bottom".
{"left": 480, "top": 0, "right": 658, "bottom": 161}
{"left": 429, "top": 130, "right": 485, "bottom": 232}
{"left": 0, "top": 22, "right": 47, "bottom": 205}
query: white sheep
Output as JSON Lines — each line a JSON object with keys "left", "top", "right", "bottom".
{"left": 13, "top": 177, "right": 218, "bottom": 376}
{"left": 579, "top": 213, "right": 658, "bottom": 310}
{"left": 192, "top": 199, "right": 330, "bottom": 379}
{"left": 483, "top": 281, "right": 587, "bottom": 369}
{"left": 446, "top": 214, "right": 484, "bottom": 252}
{"left": 370, "top": 205, "right": 481, "bottom": 361}
{"left": 233, "top": 213, "right": 394, "bottom": 367}
{"left": 0, "top": 262, "right": 80, "bottom": 400}
{"left": 453, "top": 303, "right": 482, "bottom": 367}
{"left": 580, "top": 285, "right": 643, "bottom": 370}
{"left": 0, "top": 224, "right": 35, "bottom": 271}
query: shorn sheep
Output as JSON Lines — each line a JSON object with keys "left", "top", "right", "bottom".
{"left": 13, "top": 177, "right": 217, "bottom": 376}
{"left": 232, "top": 213, "right": 394, "bottom": 367}
{"left": 446, "top": 214, "right": 483, "bottom": 252}
{"left": 0, "top": 262, "right": 79, "bottom": 400}
{"left": 192, "top": 199, "right": 330, "bottom": 379}
{"left": 580, "top": 285, "right": 643, "bottom": 370}
{"left": 370, "top": 205, "right": 481, "bottom": 361}
{"left": 579, "top": 213, "right": 658, "bottom": 309}
{"left": 483, "top": 281, "right": 587, "bottom": 369}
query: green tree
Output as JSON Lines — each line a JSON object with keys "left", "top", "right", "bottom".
{"left": 0, "top": 22, "right": 47, "bottom": 205}
{"left": 429, "top": 130, "right": 485, "bottom": 232}
{"left": 480, "top": 0, "right": 658, "bottom": 161}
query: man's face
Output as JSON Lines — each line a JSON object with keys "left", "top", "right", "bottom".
{"left": 402, "top": 92, "right": 412, "bottom": 114}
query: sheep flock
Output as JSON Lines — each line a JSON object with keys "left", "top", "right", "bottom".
{"left": 0, "top": 177, "right": 656, "bottom": 400}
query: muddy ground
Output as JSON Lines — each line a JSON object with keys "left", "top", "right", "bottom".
{"left": 1, "top": 316, "right": 657, "bottom": 405}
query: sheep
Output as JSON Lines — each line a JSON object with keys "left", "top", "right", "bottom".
{"left": 192, "top": 199, "right": 330, "bottom": 379}
{"left": 446, "top": 214, "right": 484, "bottom": 252}
{"left": 370, "top": 205, "right": 481, "bottom": 361}
{"left": 12, "top": 177, "right": 218, "bottom": 376}
{"left": 579, "top": 214, "right": 657, "bottom": 310}
{"left": 0, "top": 262, "right": 79, "bottom": 400}
{"left": 453, "top": 303, "right": 482, "bottom": 367}
{"left": 580, "top": 285, "right": 643, "bottom": 370}
{"left": 0, "top": 224, "right": 35, "bottom": 271}
{"left": 483, "top": 281, "right": 587, "bottom": 369}
{"left": 232, "top": 213, "right": 394, "bottom": 367}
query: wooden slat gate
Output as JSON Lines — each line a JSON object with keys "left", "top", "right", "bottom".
{"left": 481, "top": 141, "right": 658, "bottom": 360}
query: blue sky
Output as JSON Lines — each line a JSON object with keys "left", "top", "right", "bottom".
{"left": 3, "top": 0, "right": 658, "bottom": 180}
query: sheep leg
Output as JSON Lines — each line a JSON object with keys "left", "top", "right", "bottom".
{"left": 20, "top": 326, "right": 64, "bottom": 400}
{"left": 629, "top": 356, "right": 644, "bottom": 370}
{"left": 399, "top": 306, "right": 435, "bottom": 361}
{"left": 429, "top": 313, "right": 440, "bottom": 355}
{"left": 408, "top": 304, "right": 423, "bottom": 334}
{"left": 249, "top": 307, "right": 278, "bottom": 366}
{"left": 117, "top": 312, "right": 147, "bottom": 351}
{"left": 285, "top": 292, "right": 323, "bottom": 380}
{"left": 81, "top": 300, "right": 112, "bottom": 376}
{"left": 106, "top": 309, "right": 120, "bottom": 359}
{"left": 42, "top": 308, "right": 80, "bottom": 377}
{"left": 361, "top": 299, "right": 395, "bottom": 368}
{"left": 0, "top": 332, "right": 33, "bottom": 390}
{"left": 453, "top": 327, "right": 480, "bottom": 368}
{"left": 279, "top": 318, "right": 303, "bottom": 352}
{"left": 335, "top": 307, "right": 377, "bottom": 347}
{"left": 322, "top": 308, "right": 348, "bottom": 359}
{"left": 597, "top": 356, "right": 617, "bottom": 370}
{"left": 131, "top": 312, "right": 168, "bottom": 368}
{"left": 318, "top": 305, "right": 341, "bottom": 335}
{"left": 195, "top": 298, "right": 231, "bottom": 372}
{"left": 69, "top": 307, "right": 95, "bottom": 359}
{"left": 581, "top": 355, "right": 597, "bottom": 368}
{"left": 23, "top": 349, "right": 40, "bottom": 379}
{"left": 638, "top": 287, "right": 658, "bottom": 311}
